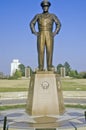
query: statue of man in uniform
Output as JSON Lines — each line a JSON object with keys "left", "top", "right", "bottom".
{"left": 30, "top": 0, "right": 61, "bottom": 71}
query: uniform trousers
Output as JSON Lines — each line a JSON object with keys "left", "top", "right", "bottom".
{"left": 37, "top": 31, "right": 54, "bottom": 70}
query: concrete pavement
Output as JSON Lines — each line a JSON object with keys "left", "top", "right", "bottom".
{"left": 0, "top": 91, "right": 86, "bottom": 100}
{"left": 0, "top": 108, "right": 86, "bottom": 130}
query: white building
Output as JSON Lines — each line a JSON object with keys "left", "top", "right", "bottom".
{"left": 10, "top": 59, "right": 21, "bottom": 76}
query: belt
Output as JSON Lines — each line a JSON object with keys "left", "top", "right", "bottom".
{"left": 39, "top": 27, "right": 52, "bottom": 31}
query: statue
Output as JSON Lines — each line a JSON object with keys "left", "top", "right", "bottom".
{"left": 30, "top": 0, "right": 61, "bottom": 71}
{"left": 26, "top": 0, "right": 65, "bottom": 116}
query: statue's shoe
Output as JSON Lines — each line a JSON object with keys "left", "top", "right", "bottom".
{"left": 48, "top": 65, "right": 55, "bottom": 71}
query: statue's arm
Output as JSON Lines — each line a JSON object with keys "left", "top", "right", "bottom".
{"left": 53, "top": 14, "right": 61, "bottom": 36}
{"left": 30, "top": 14, "right": 39, "bottom": 36}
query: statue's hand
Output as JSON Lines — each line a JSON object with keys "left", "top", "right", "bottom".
{"left": 52, "top": 32, "right": 56, "bottom": 37}
{"left": 34, "top": 32, "right": 39, "bottom": 36}
{"left": 52, "top": 30, "right": 60, "bottom": 37}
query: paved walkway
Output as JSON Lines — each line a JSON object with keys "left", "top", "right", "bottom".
{"left": 0, "top": 91, "right": 86, "bottom": 100}
{"left": 0, "top": 108, "right": 86, "bottom": 130}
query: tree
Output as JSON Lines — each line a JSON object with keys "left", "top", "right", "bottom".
{"left": 13, "top": 69, "right": 22, "bottom": 79}
{"left": 69, "top": 70, "right": 78, "bottom": 77}
{"left": 64, "top": 62, "right": 71, "bottom": 76}
{"left": 18, "top": 64, "right": 25, "bottom": 76}
{"left": 79, "top": 71, "right": 86, "bottom": 78}
{"left": 57, "top": 64, "right": 63, "bottom": 74}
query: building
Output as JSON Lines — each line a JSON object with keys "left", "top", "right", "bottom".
{"left": 10, "top": 59, "right": 21, "bottom": 76}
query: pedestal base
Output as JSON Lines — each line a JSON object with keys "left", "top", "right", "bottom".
{"left": 26, "top": 71, "right": 65, "bottom": 116}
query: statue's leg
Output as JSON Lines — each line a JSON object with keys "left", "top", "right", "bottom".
{"left": 46, "top": 32, "right": 54, "bottom": 71}
{"left": 37, "top": 32, "right": 45, "bottom": 70}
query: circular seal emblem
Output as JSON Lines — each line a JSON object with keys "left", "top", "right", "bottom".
{"left": 41, "top": 81, "right": 49, "bottom": 89}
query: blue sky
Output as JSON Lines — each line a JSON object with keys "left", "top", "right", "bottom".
{"left": 0, "top": 0, "right": 86, "bottom": 75}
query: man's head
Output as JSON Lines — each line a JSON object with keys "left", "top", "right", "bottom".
{"left": 41, "top": 1, "right": 51, "bottom": 13}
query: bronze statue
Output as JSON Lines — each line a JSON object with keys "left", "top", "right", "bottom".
{"left": 30, "top": 0, "right": 61, "bottom": 71}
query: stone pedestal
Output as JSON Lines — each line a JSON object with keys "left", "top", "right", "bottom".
{"left": 26, "top": 71, "right": 65, "bottom": 116}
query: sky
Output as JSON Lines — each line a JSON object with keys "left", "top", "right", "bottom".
{"left": 0, "top": 0, "right": 86, "bottom": 75}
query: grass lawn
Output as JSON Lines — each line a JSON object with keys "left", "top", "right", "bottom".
{"left": 62, "top": 78, "right": 86, "bottom": 91}
{"left": 0, "top": 104, "right": 86, "bottom": 111}
{"left": 0, "top": 79, "right": 29, "bottom": 92}
{"left": 0, "top": 78, "right": 86, "bottom": 92}
{"left": 0, "top": 104, "right": 26, "bottom": 111}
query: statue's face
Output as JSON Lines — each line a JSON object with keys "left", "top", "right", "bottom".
{"left": 42, "top": 6, "right": 49, "bottom": 12}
